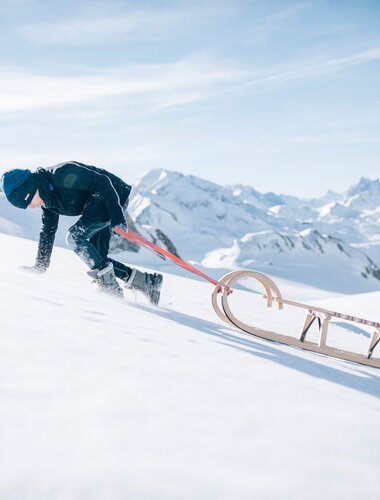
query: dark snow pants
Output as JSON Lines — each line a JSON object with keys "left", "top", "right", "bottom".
{"left": 66, "top": 206, "right": 132, "bottom": 280}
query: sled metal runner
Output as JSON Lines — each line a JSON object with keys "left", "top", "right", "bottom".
{"left": 116, "top": 228, "right": 380, "bottom": 369}
{"left": 212, "top": 270, "right": 380, "bottom": 369}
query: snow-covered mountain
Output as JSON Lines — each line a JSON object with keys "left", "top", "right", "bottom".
{"left": 1, "top": 169, "right": 380, "bottom": 293}
{"left": 128, "top": 169, "right": 380, "bottom": 292}
{"left": 203, "top": 229, "right": 380, "bottom": 293}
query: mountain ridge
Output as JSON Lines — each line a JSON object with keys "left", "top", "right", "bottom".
{"left": 128, "top": 169, "right": 380, "bottom": 292}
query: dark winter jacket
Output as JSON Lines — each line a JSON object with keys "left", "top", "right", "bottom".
{"left": 34, "top": 161, "right": 132, "bottom": 270}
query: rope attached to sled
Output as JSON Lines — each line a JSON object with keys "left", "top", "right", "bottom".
{"left": 114, "top": 228, "right": 232, "bottom": 294}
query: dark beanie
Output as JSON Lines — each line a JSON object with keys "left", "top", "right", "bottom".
{"left": 1, "top": 169, "right": 38, "bottom": 209}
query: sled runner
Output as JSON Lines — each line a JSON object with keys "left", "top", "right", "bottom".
{"left": 116, "top": 228, "right": 380, "bottom": 369}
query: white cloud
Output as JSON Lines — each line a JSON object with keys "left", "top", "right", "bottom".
{"left": 0, "top": 57, "right": 247, "bottom": 113}
{"left": 229, "top": 47, "right": 380, "bottom": 92}
{"left": 323, "top": 48, "right": 380, "bottom": 70}
{"left": 19, "top": 7, "right": 195, "bottom": 43}
{"left": 17, "top": 1, "right": 241, "bottom": 44}
{"left": 1, "top": 46, "right": 379, "bottom": 116}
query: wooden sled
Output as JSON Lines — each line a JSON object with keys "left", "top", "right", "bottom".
{"left": 116, "top": 229, "right": 379, "bottom": 368}
{"left": 212, "top": 270, "right": 380, "bottom": 369}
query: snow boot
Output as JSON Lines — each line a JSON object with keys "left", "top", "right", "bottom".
{"left": 88, "top": 262, "right": 124, "bottom": 299}
{"left": 123, "top": 269, "right": 163, "bottom": 306}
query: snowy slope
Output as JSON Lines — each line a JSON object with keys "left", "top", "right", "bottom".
{"left": 0, "top": 233, "right": 379, "bottom": 500}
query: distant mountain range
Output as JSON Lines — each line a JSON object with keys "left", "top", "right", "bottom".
{"left": 128, "top": 169, "right": 380, "bottom": 293}
{"left": 1, "top": 168, "right": 379, "bottom": 293}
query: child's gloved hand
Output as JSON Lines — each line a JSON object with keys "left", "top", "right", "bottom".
{"left": 112, "top": 221, "right": 129, "bottom": 235}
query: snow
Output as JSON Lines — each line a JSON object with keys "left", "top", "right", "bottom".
{"left": 1, "top": 232, "right": 379, "bottom": 499}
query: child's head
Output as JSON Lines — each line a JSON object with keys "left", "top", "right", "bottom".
{"left": 1, "top": 169, "right": 38, "bottom": 209}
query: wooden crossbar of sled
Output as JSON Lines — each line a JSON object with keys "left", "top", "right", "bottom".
{"left": 212, "top": 270, "right": 380, "bottom": 369}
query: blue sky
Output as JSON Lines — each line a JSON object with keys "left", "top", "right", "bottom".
{"left": 0, "top": 0, "right": 379, "bottom": 197}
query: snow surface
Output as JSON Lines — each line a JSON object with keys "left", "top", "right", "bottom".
{"left": 1, "top": 233, "right": 380, "bottom": 500}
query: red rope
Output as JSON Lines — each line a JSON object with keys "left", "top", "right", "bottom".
{"left": 115, "top": 227, "right": 232, "bottom": 294}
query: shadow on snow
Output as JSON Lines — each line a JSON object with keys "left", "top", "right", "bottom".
{"left": 131, "top": 301, "right": 380, "bottom": 400}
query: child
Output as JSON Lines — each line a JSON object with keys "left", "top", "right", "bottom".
{"left": 1, "top": 161, "right": 163, "bottom": 304}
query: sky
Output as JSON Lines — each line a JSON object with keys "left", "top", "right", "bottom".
{"left": 0, "top": 0, "right": 379, "bottom": 198}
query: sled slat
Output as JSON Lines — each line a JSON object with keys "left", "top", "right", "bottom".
{"left": 319, "top": 315, "right": 331, "bottom": 347}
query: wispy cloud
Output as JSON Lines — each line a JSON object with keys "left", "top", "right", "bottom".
{"left": 1, "top": 46, "right": 379, "bottom": 116}
{"left": 19, "top": 8, "right": 191, "bottom": 43}
{"left": 17, "top": 0, "right": 242, "bottom": 44}
{"left": 0, "top": 56, "right": 247, "bottom": 114}
{"left": 229, "top": 47, "right": 380, "bottom": 92}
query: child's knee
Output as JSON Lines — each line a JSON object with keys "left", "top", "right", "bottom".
{"left": 66, "top": 226, "right": 83, "bottom": 248}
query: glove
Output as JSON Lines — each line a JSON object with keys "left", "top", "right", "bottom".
{"left": 112, "top": 221, "right": 129, "bottom": 235}
{"left": 19, "top": 264, "right": 47, "bottom": 274}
